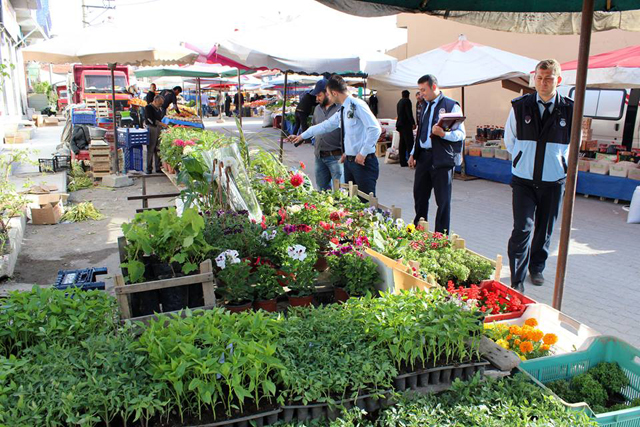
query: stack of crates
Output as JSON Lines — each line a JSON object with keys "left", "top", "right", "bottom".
{"left": 71, "top": 109, "right": 97, "bottom": 126}
{"left": 54, "top": 267, "right": 108, "bottom": 291}
{"left": 117, "top": 128, "right": 149, "bottom": 172}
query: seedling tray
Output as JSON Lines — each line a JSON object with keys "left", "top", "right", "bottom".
{"left": 282, "top": 391, "right": 392, "bottom": 423}
{"left": 185, "top": 408, "right": 281, "bottom": 427}
{"left": 521, "top": 336, "right": 640, "bottom": 426}
{"left": 393, "top": 359, "right": 490, "bottom": 392}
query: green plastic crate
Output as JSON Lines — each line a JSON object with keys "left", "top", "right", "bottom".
{"left": 520, "top": 336, "right": 640, "bottom": 426}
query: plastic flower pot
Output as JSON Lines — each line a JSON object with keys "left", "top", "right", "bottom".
{"left": 225, "top": 301, "right": 253, "bottom": 313}
{"left": 253, "top": 298, "right": 278, "bottom": 312}
{"left": 333, "top": 286, "right": 350, "bottom": 303}
{"left": 288, "top": 294, "right": 313, "bottom": 307}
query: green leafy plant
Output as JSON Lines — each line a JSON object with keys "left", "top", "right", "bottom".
{"left": 203, "top": 210, "right": 266, "bottom": 259}
{"left": 253, "top": 263, "right": 284, "bottom": 301}
{"left": 61, "top": 201, "right": 104, "bottom": 222}
{"left": 0, "top": 149, "right": 34, "bottom": 255}
{"left": 120, "top": 208, "right": 211, "bottom": 283}
{"left": 216, "top": 255, "right": 253, "bottom": 304}
{"left": 67, "top": 160, "right": 93, "bottom": 192}
{"left": 327, "top": 251, "right": 380, "bottom": 296}
{"left": 590, "top": 362, "right": 630, "bottom": 397}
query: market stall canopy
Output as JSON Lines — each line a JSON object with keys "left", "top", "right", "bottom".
{"left": 22, "top": 21, "right": 197, "bottom": 65}
{"left": 315, "top": 0, "right": 640, "bottom": 34}
{"left": 135, "top": 64, "right": 253, "bottom": 78}
{"left": 195, "top": 22, "right": 397, "bottom": 75}
{"left": 369, "top": 35, "right": 538, "bottom": 90}
{"left": 560, "top": 45, "right": 640, "bottom": 88}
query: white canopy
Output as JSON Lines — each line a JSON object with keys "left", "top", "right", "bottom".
{"left": 22, "top": 20, "right": 197, "bottom": 66}
{"left": 369, "top": 35, "right": 539, "bottom": 90}
{"left": 560, "top": 45, "right": 640, "bottom": 89}
{"left": 208, "top": 22, "right": 397, "bottom": 76}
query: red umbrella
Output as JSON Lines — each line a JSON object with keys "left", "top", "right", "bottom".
{"left": 560, "top": 45, "right": 640, "bottom": 88}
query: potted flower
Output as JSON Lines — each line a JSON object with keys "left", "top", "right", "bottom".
{"left": 327, "top": 248, "right": 380, "bottom": 302}
{"left": 252, "top": 262, "right": 284, "bottom": 312}
{"left": 281, "top": 244, "right": 318, "bottom": 307}
{"left": 215, "top": 250, "right": 253, "bottom": 312}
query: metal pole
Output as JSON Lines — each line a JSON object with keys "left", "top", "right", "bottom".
{"left": 279, "top": 71, "right": 289, "bottom": 161}
{"left": 237, "top": 69, "right": 243, "bottom": 126}
{"left": 461, "top": 86, "right": 465, "bottom": 115}
{"left": 552, "top": 0, "right": 594, "bottom": 310}
{"left": 108, "top": 63, "right": 119, "bottom": 174}
{"left": 196, "top": 77, "right": 202, "bottom": 118}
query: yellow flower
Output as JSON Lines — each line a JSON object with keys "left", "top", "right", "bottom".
{"left": 519, "top": 355, "right": 527, "bottom": 361}
{"left": 543, "top": 333, "right": 558, "bottom": 345}
{"left": 406, "top": 224, "right": 416, "bottom": 233}
{"left": 509, "top": 325, "right": 522, "bottom": 336}
{"left": 496, "top": 339, "right": 510, "bottom": 350}
{"left": 525, "top": 318, "right": 539, "bottom": 327}
{"left": 484, "top": 323, "right": 495, "bottom": 329}
{"left": 541, "top": 344, "right": 550, "bottom": 351}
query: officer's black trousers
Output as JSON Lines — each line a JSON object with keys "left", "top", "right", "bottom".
{"left": 412, "top": 150, "right": 453, "bottom": 234}
{"left": 508, "top": 179, "right": 564, "bottom": 286}
{"left": 397, "top": 126, "right": 414, "bottom": 167}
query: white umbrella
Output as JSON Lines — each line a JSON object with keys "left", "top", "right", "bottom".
{"left": 369, "top": 35, "right": 539, "bottom": 90}
{"left": 22, "top": 21, "right": 197, "bottom": 65}
{"left": 560, "top": 45, "right": 640, "bottom": 88}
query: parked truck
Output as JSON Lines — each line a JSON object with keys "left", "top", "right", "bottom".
{"left": 67, "top": 65, "right": 132, "bottom": 113}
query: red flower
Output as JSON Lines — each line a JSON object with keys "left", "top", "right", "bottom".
{"left": 290, "top": 174, "right": 304, "bottom": 187}
{"left": 330, "top": 237, "right": 339, "bottom": 245}
{"left": 329, "top": 212, "right": 341, "bottom": 222}
{"left": 275, "top": 177, "right": 285, "bottom": 184}
{"left": 264, "top": 176, "right": 274, "bottom": 183}
{"left": 299, "top": 161, "right": 306, "bottom": 170}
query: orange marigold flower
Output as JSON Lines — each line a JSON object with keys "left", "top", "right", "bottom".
{"left": 506, "top": 334, "right": 513, "bottom": 340}
{"left": 509, "top": 325, "right": 521, "bottom": 336}
{"left": 525, "top": 318, "right": 539, "bottom": 327}
{"left": 541, "top": 344, "right": 551, "bottom": 351}
{"left": 530, "top": 329, "right": 544, "bottom": 342}
{"left": 519, "top": 341, "right": 534, "bottom": 354}
{"left": 543, "top": 333, "right": 558, "bottom": 345}
{"left": 514, "top": 339, "right": 522, "bottom": 346}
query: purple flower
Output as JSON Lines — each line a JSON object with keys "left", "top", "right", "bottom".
{"left": 283, "top": 224, "right": 296, "bottom": 234}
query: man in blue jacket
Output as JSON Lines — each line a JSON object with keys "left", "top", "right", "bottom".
{"left": 409, "top": 74, "right": 465, "bottom": 234}
{"left": 505, "top": 59, "right": 573, "bottom": 293}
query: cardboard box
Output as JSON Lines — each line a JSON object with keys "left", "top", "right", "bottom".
{"left": 481, "top": 147, "right": 495, "bottom": 158}
{"left": 5, "top": 135, "right": 25, "bottom": 144}
{"left": 595, "top": 153, "right": 617, "bottom": 162}
{"left": 582, "top": 129, "right": 593, "bottom": 140}
{"left": 582, "top": 118, "right": 592, "bottom": 129}
{"left": 610, "top": 161, "right": 638, "bottom": 178}
{"left": 43, "top": 117, "right": 59, "bottom": 126}
{"left": 589, "top": 162, "right": 611, "bottom": 175}
{"left": 27, "top": 194, "right": 68, "bottom": 225}
{"left": 578, "top": 159, "right": 593, "bottom": 172}
{"left": 468, "top": 147, "right": 482, "bottom": 157}
{"left": 581, "top": 140, "right": 598, "bottom": 151}
{"left": 495, "top": 149, "right": 510, "bottom": 160}
{"left": 628, "top": 168, "right": 640, "bottom": 181}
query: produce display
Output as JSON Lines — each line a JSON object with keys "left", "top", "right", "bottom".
{"left": 166, "top": 105, "right": 203, "bottom": 124}
{"left": 128, "top": 97, "right": 147, "bottom": 107}
{"left": 484, "top": 318, "right": 559, "bottom": 361}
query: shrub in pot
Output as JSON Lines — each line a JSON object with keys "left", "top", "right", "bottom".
{"left": 252, "top": 263, "right": 284, "bottom": 312}
{"left": 215, "top": 251, "right": 253, "bottom": 312}
{"left": 327, "top": 248, "right": 380, "bottom": 299}
{"left": 281, "top": 244, "right": 318, "bottom": 307}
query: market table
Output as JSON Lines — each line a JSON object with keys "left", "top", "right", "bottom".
{"left": 464, "top": 155, "right": 640, "bottom": 201}
{"left": 161, "top": 117, "right": 205, "bottom": 129}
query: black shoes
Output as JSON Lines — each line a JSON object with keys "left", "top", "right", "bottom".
{"left": 511, "top": 282, "right": 525, "bottom": 294}
{"left": 530, "top": 272, "right": 545, "bottom": 286}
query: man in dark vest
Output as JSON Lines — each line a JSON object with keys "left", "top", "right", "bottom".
{"left": 396, "top": 90, "right": 415, "bottom": 167}
{"left": 505, "top": 59, "right": 573, "bottom": 293}
{"left": 409, "top": 74, "right": 465, "bottom": 234}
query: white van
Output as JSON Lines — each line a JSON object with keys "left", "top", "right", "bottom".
{"left": 558, "top": 86, "right": 640, "bottom": 149}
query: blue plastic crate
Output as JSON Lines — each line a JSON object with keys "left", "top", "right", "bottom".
{"left": 72, "top": 110, "right": 97, "bottom": 125}
{"left": 117, "top": 127, "right": 149, "bottom": 146}
{"left": 55, "top": 267, "right": 107, "bottom": 291}
{"left": 125, "top": 145, "right": 144, "bottom": 171}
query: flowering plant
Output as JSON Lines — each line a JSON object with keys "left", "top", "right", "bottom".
{"left": 251, "top": 261, "right": 284, "bottom": 301}
{"left": 281, "top": 244, "right": 318, "bottom": 297}
{"left": 327, "top": 249, "right": 380, "bottom": 297}
{"left": 447, "top": 281, "right": 525, "bottom": 314}
{"left": 484, "top": 318, "right": 558, "bottom": 361}
{"left": 216, "top": 257, "right": 253, "bottom": 304}
{"left": 204, "top": 211, "right": 266, "bottom": 260}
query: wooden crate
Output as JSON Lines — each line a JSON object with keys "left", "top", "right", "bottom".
{"left": 334, "top": 180, "right": 402, "bottom": 219}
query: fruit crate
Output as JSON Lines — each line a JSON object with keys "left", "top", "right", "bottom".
{"left": 455, "top": 280, "right": 536, "bottom": 323}
{"left": 71, "top": 110, "right": 97, "bottom": 125}
{"left": 124, "top": 145, "right": 144, "bottom": 171}
{"left": 55, "top": 267, "right": 108, "bottom": 291}
{"left": 491, "top": 303, "right": 601, "bottom": 356}
{"left": 117, "top": 127, "right": 149, "bottom": 146}
{"left": 53, "top": 155, "right": 71, "bottom": 172}
{"left": 521, "top": 336, "right": 640, "bottom": 426}
{"left": 38, "top": 158, "right": 56, "bottom": 173}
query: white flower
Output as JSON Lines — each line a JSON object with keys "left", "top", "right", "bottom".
{"left": 287, "top": 244, "right": 307, "bottom": 261}
{"left": 395, "top": 218, "right": 405, "bottom": 230}
{"left": 183, "top": 146, "right": 194, "bottom": 155}
{"left": 215, "top": 249, "right": 240, "bottom": 269}
{"left": 261, "top": 229, "right": 277, "bottom": 241}
{"left": 287, "top": 204, "right": 303, "bottom": 214}
{"left": 215, "top": 254, "right": 226, "bottom": 269}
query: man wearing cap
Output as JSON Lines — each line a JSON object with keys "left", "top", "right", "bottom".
{"left": 309, "top": 87, "right": 343, "bottom": 191}
{"left": 289, "top": 75, "right": 381, "bottom": 198}
{"left": 293, "top": 80, "right": 326, "bottom": 143}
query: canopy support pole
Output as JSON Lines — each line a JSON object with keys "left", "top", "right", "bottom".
{"left": 108, "top": 63, "right": 119, "bottom": 174}
{"left": 237, "top": 69, "right": 243, "bottom": 126}
{"left": 363, "top": 77, "right": 367, "bottom": 101}
{"left": 552, "top": 0, "right": 594, "bottom": 311}
{"left": 196, "top": 77, "right": 202, "bottom": 118}
{"left": 461, "top": 86, "right": 465, "bottom": 115}
{"left": 279, "top": 71, "right": 289, "bottom": 162}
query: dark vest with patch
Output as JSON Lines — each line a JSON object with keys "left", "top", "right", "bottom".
{"left": 512, "top": 93, "right": 573, "bottom": 183}
{"left": 414, "top": 95, "right": 461, "bottom": 169}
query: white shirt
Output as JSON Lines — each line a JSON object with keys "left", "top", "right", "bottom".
{"left": 300, "top": 95, "right": 381, "bottom": 156}
{"left": 410, "top": 94, "right": 465, "bottom": 156}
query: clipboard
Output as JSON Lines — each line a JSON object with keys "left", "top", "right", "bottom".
{"left": 436, "top": 113, "right": 466, "bottom": 131}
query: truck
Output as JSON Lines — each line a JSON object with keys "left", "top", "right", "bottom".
{"left": 68, "top": 65, "right": 132, "bottom": 113}
{"left": 54, "top": 84, "right": 68, "bottom": 112}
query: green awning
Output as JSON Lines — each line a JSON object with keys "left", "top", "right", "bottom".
{"left": 134, "top": 65, "right": 254, "bottom": 78}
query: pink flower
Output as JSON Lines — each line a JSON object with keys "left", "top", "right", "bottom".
{"left": 174, "top": 139, "right": 185, "bottom": 147}
{"left": 184, "top": 140, "right": 196, "bottom": 146}
{"left": 290, "top": 173, "right": 304, "bottom": 187}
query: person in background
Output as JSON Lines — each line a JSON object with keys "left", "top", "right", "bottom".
{"left": 161, "top": 86, "right": 182, "bottom": 115}
{"left": 201, "top": 91, "right": 210, "bottom": 116}
{"left": 293, "top": 80, "right": 324, "bottom": 141}
{"left": 396, "top": 90, "right": 415, "bottom": 167}
{"left": 144, "top": 95, "right": 169, "bottom": 174}
{"left": 224, "top": 93, "right": 232, "bottom": 117}
{"left": 216, "top": 91, "right": 224, "bottom": 118}
{"left": 289, "top": 75, "right": 381, "bottom": 198}
{"left": 145, "top": 83, "right": 157, "bottom": 105}
{"left": 505, "top": 59, "right": 573, "bottom": 294}
{"left": 309, "top": 87, "right": 343, "bottom": 191}
{"left": 130, "top": 103, "right": 143, "bottom": 128}
{"left": 368, "top": 91, "right": 379, "bottom": 117}
{"left": 415, "top": 91, "right": 423, "bottom": 125}
{"left": 409, "top": 74, "right": 465, "bottom": 234}
{"left": 234, "top": 92, "right": 244, "bottom": 117}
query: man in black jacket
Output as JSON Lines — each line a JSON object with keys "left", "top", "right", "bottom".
{"left": 396, "top": 90, "right": 415, "bottom": 167}
{"left": 293, "top": 79, "right": 325, "bottom": 141}
{"left": 409, "top": 74, "right": 465, "bottom": 234}
{"left": 161, "top": 86, "right": 182, "bottom": 115}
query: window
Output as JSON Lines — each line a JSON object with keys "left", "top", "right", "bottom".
{"left": 569, "top": 88, "right": 626, "bottom": 120}
{"left": 84, "top": 75, "right": 128, "bottom": 93}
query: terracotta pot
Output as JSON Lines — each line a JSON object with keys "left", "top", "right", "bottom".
{"left": 334, "top": 287, "right": 350, "bottom": 303}
{"left": 225, "top": 301, "right": 253, "bottom": 313}
{"left": 253, "top": 298, "right": 278, "bottom": 312}
{"left": 314, "top": 251, "right": 329, "bottom": 272}
{"left": 288, "top": 294, "right": 313, "bottom": 307}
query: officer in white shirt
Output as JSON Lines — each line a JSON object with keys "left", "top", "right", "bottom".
{"left": 289, "top": 75, "right": 381, "bottom": 198}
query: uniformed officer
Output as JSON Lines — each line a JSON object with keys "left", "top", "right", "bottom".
{"left": 505, "top": 59, "right": 573, "bottom": 293}
{"left": 289, "top": 75, "right": 381, "bottom": 197}
{"left": 409, "top": 74, "right": 465, "bottom": 235}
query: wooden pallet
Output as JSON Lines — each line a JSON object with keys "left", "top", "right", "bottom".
{"left": 333, "top": 179, "right": 402, "bottom": 219}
